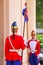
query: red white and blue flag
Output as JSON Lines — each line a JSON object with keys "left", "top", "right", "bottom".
{"left": 22, "top": 3, "right": 28, "bottom": 22}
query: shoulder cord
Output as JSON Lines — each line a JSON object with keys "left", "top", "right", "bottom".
{"left": 9, "top": 37, "right": 15, "bottom": 49}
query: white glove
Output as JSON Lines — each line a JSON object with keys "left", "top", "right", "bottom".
{"left": 17, "top": 49, "right": 22, "bottom": 56}
{"left": 37, "top": 54, "right": 40, "bottom": 59}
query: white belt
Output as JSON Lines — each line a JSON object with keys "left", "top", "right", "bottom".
{"left": 9, "top": 49, "right": 22, "bottom": 56}
{"left": 31, "top": 50, "right": 37, "bottom": 53}
{"left": 9, "top": 49, "right": 20, "bottom": 52}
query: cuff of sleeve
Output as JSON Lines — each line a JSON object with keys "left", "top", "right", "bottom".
{"left": 37, "top": 54, "right": 40, "bottom": 59}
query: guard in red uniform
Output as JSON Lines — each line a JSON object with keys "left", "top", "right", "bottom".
{"left": 28, "top": 30, "right": 40, "bottom": 65}
{"left": 5, "top": 22, "right": 26, "bottom": 65}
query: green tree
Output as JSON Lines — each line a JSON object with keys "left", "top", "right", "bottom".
{"left": 36, "top": 0, "right": 43, "bottom": 29}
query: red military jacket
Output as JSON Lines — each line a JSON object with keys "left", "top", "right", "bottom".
{"left": 5, "top": 34, "right": 25, "bottom": 61}
{"left": 28, "top": 39, "right": 40, "bottom": 57}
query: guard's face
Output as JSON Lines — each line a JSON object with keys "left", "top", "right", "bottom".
{"left": 31, "top": 34, "right": 35, "bottom": 39}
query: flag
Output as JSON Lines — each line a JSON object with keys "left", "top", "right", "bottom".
{"left": 22, "top": 3, "right": 28, "bottom": 22}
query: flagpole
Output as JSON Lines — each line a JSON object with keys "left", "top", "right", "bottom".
{"left": 22, "top": 1, "right": 29, "bottom": 65}
{"left": 26, "top": 0, "right": 28, "bottom": 40}
{"left": 23, "top": 21, "right": 25, "bottom": 38}
{"left": 22, "top": 2, "right": 28, "bottom": 39}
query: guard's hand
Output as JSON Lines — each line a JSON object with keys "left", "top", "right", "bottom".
{"left": 27, "top": 48, "right": 31, "bottom": 54}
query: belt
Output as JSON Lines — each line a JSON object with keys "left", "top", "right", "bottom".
{"left": 31, "top": 50, "right": 37, "bottom": 53}
{"left": 9, "top": 49, "right": 22, "bottom": 56}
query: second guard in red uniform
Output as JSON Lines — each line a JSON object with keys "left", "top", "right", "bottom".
{"left": 28, "top": 30, "right": 40, "bottom": 65}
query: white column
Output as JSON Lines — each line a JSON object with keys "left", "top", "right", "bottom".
{"left": 4, "top": 0, "right": 9, "bottom": 38}
{"left": 27, "top": 0, "right": 36, "bottom": 39}
{"left": 4, "top": 0, "right": 9, "bottom": 65}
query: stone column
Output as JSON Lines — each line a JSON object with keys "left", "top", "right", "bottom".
{"left": 4, "top": 0, "right": 9, "bottom": 65}
{"left": 27, "top": 0, "right": 36, "bottom": 39}
{"left": 4, "top": 0, "right": 9, "bottom": 38}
